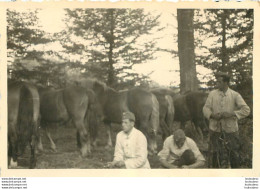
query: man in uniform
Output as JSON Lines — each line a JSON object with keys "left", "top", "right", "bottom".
{"left": 106, "top": 111, "right": 150, "bottom": 169}
{"left": 158, "top": 129, "right": 205, "bottom": 168}
{"left": 203, "top": 72, "right": 250, "bottom": 168}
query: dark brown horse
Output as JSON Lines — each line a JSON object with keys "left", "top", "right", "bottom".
{"left": 80, "top": 79, "right": 160, "bottom": 155}
{"left": 8, "top": 81, "right": 40, "bottom": 168}
{"left": 173, "top": 91, "right": 209, "bottom": 138}
{"left": 37, "top": 85, "right": 101, "bottom": 157}
{"left": 150, "top": 88, "right": 175, "bottom": 140}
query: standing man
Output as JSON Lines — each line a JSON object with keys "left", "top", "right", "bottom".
{"left": 106, "top": 111, "right": 150, "bottom": 169}
{"left": 203, "top": 72, "right": 250, "bottom": 168}
{"left": 158, "top": 129, "right": 205, "bottom": 169}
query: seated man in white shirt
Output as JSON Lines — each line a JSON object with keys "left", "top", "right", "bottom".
{"left": 106, "top": 111, "right": 150, "bottom": 169}
{"left": 158, "top": 129, "right": 205, "bottom": 169}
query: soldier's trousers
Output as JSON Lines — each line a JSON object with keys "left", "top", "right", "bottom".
{"left": 208, "top": 131, "right": 240, "bottom": 168}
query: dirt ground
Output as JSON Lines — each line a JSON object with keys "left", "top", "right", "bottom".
{"left": 15, "top": 118, "right": 252, "bottom": 169}
{"left": 17, "top": 123, "right": 163, "bottom": 169}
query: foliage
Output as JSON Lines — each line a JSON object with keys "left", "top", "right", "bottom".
{"left": 58, "top": 9, "right": 162, "bottom": 88}
{"left": 6, "top": 9, "right": 59, "bottom": 85}
{"left": 194, "top": 9, "right": 253, "bottom": 94}
{"left": 7, "top": 9, "right": 47, "bottom": 58}
{"left": 193, "top": 9, "right": 253, "bottom": 167}
{"left": 7, "top": 9, "right": 77, "bottom": 87}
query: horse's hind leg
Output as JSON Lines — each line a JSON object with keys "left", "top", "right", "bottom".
{"left": 45, "top": 126, "right": 56, "bottom": 152}
{"left": 160, "top": 119, "right": 171, "bottom": 141}
{"left": 196, "top": 125, "right": 204, "bottom": 141}
{"left": 36, "top": 126, "right": 44, "bottom": 152}
{"left": 9, "top": 137, "right": 18, "bottom": 168}
{"left": 192, "top": 119, "right": 205, "bottom": 142}
{"left": 37, "top": 135, "right": 44, "bottom": 152}
{"left": 86, "top": 108, "right": 99, "bottom": 148}
{"left": 74, "top": 118, "right": 91, "bottom": 157}
{"left": 105, "top": 124, "right": 112, "bottom": 149}
{"left": 76, "top": 130, "right": 91, "bottom": 155}
{"left": 90, "top": 117, "right": 99, "bottom": 148}
{"left": 29, "top": 135, "right": 37, "bottom": 169}
{"left": 77, "top": 131, "right": 82, "bottom": 148}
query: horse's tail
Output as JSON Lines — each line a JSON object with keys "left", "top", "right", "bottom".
{"left": 146, "top": 93, "right": 159, "bottom": 155}
{"left": 24, "top": 83, "right": 40, "bottom": 168}
{"left": 84, "top": 89, "right": 101, "bottom": 143}
{"left": 165, "top": 95, "right": 174, "bottom": 133}
{"left": 149, "top": 93, "right": 160, "bottom": 136}
{"left": 24, "top": 83, "right": 40, "bottom": 133}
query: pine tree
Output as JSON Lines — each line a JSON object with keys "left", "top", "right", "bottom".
{"left": 59, "top": 8, "right": 162, "bottom": 88}
{"left": 194, "top": 9, "right": 253, "bottom": 93}
{"left": 7, "top": 9, "right": 52, "bottom": 83}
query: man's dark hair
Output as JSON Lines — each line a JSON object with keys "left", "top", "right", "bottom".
{"left": 174, "top": 149, "right": 196, "bottom": 167}
{"left": 122, "top": 111, "right": 135, "bottom": 122}
{"left": 215, "top": 72, "right": 230, "bottom": 83}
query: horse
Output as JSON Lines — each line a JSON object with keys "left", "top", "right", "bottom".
{"left": 79, "top": 79, "right": 160, "bottom": 155}
{"left": 8, "top": 81, "right": 40, "bottom": 168}
{"left": 150, "top": 88, "right": 175, "bottom": 140}
{"left": 173, "top": 91, "right": 209, "bottom": 139}
{"left": 37, "top": 85, "right": 101, "bottom": 157}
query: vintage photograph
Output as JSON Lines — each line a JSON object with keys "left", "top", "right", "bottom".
{"left": 6, "top": 7, "right": 253, "bottom": 170}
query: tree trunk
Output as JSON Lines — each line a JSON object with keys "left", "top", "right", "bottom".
{"left": 221, "top": 10, "right": 229, "bottom": 73}
{"left": 177, "top": 9, "right": 198, "bottom": 94}
{"left": 107, "top": 9, "right": 116, "bottom": 87}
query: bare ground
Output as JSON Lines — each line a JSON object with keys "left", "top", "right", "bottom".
{"left": 15, "top": 118, "right": 252, "bottom": 169}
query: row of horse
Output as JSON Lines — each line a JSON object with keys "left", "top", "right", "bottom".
{"left": 8, "top": 79, "right": 209, "bottom": 168}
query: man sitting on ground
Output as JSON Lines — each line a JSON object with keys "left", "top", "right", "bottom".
{"left": 106, "top": 111, "right": 150, "bottom": 169}
{"left": 158, "top": 129, "right": 205, "bottom": 168}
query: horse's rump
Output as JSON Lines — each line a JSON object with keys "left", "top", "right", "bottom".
{"left": 38, "top": 85, "right": 100, "bottom": 156}
{"left": 165, "top": 95, "right": 174, "bottom": 130}
{"left": 8, "top": 81, "right": 40, "bottom": 168}
{"left": 150, "top": 89, "right": 168, "bottom": 119}
{"left": 79, "top": 79, "right": 159, "bottom": 154}
{"left": 127, "top": 88, "right": 153, "bottom": 128}
{"left": 8, "top": 82, "right": 39, "bottom": 150}
{"left": 185, "top": 91, "right": 209, "bottom": 133}
{"left": 63, "top": 86, "right": 89, "bottom": 120}
{"left": 127, "top": 88, "right": 159, "bottom": 154}
{"left": 173, "top": 94, "right": 191, "bottom": 122}
{"left": 185, "top": 91, "right": 208, "bottom": 120}
{"left": 103, "top": 90, "right": 128, "bottom": 123}
{"left": 40, "top": 89, "right": 69, "bottom": 123}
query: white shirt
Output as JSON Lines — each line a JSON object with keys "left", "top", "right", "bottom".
{"left": 113, "top": 127, "right": 150, "bottom": 169}
{"left": 158, "top": 135, "right": 205, "bottom": 164}
{"left": 203, "top": 88, "right": 250, "bottom": 133}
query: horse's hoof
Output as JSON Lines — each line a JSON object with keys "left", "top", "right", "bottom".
{"left": 36, "top": 147, "right": 44, "bottom": 154}
{"left": 37, "top": 147, "right": 44, "bottom": 153}
{"left": 92, "top": 142, "right": 98, "bottom": 147}
{"left": 29, "top": 162, "right": 36, "bottom": 169}
{"left": 37, "top": 143, "right": 44, "bottom": 151}
{"left": 81, "top": 153, "right": 91, "bottom": 159}
{"left": 87, "top": 154, "right": 93, "bottom": 159}
{"left": 9, "top": 159, "right": 18, "bottom": 168}
{"left": 50, "top": 148, "right": 57, "bottom": 153}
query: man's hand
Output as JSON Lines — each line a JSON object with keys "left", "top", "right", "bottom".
{"left": 181, "top": 165, "right": 191, "bottom": 169}
{"left": 104, "top": 161, "right": 125, "bottom": 168}
{"left": 104, "top": 162, "right": 115, "bottom": 168}
{"left": 210, "top": 113, "right": 222, "bottom": 120}
{"left": 221, "top": 112, "right": 236, "bottom": 119}
{"left": 114, "top": 160, "right": 125, "bottom": 168}
{"left": 168, "top": 164, "right": 179, "bottom": 169}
